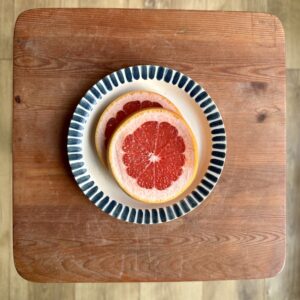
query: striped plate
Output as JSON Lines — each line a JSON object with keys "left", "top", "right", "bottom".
{"left": 67, "top": 65, "right": 226, "bottom": 224}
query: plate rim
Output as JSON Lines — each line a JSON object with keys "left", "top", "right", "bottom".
{"left": 67, "top": 64, "right": 227, "bottom": 225}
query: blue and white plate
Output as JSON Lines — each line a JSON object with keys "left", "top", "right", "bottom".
{"left": 67, "top": 65, "right": 226, "bottom": 224}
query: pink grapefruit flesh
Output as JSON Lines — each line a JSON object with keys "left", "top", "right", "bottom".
{"left": 95, "top": 91, "right": 179, "bottom": 165}
{"left": 108, "top": 108, "right": 198, "bottom": 203}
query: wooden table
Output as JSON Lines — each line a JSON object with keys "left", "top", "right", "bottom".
{"left": 13, "top": 9, "right": 286, "bottom": 282}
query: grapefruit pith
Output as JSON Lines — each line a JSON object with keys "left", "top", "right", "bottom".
{"left": 95, "top": 91, "right": 180, "bottom": 165}
{"left": 108, "top": 108, "right": 198, "bottom": 203}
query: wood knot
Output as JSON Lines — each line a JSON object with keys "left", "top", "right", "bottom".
{"left": 257, "top": 111, "right": 267, "bottom": 123}
{"left": 250, "top": 81, "right": 268, "bottom": 96}
{"left": 251, "top": 81, "right": 267, "bottom": 91}
{"left": 14, "top": 95, "right": 21, "bottom": 103}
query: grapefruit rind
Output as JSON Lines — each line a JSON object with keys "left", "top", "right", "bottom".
{"left": 107, "top": 108, "right": 198, "bottom": 204}
{"left": 95, "top": 91, "right": 180, "bottom": 166}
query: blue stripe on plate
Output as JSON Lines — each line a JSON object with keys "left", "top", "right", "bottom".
{"left": 110, "top": 73, "right": 119, "bottom": 87}
{"left": 212, "top": 135, "right": 226, "bottom": 142}
{"left": 121, "top": 206, "right": 130, "bottom": 221}
{"left": 164, "top": 69, "right": 172, "bottom": 83}
{"left": 69, "top": 130, "right": 83, "bottom": 138}
{"left": 205, "top": 172, "right": 218, "bottom": 182}
{"left": 192, "top": 190, "right": 203, "bottom": 202}
{"left": 104, "top": 200, "right": 117, "bottom": 213}
{"left": 82, "top": 181, "right": 94, "bottom": 191}
{"left": 75, "top": 107, "right": 89, "bottom": 117}
{"left": 173, "top": 204, "right": 182, "bottom": 217}
{"left": 96, "top": 82, "right": 107, "bottom": 94}
{"left": 97, "top": 196, "right": 109, "bottom": 208}
{"left": 166, "top": 206, "right": 175, "bottom": 220}
{"left": 68, "top": 153, "right": 83, "bottom": 160}
{"left": 86, "top": 186, "right": 98, "bottom": 197}
{"left": 137, "top": 210, "right": 144, "bottom": 224}
{"left": 103, "top": 76, "right": 112, "bottom": 91}
{"left": 152, "top": 209, "right": 158, "bottom": 223}
{"left": 133, "top": 66, "right": 140, "bottom": 80}
{"left": 112, "top": 203, "right": 123, "bottom": 217}
{"left": 70, "top": 162, "right": 84, "bottom": 170}
{"left": 125, "top": 67, "right": 133, "bottom": 82}
{"left": 208, "top": 165, "right": 222, "bottom": 174}
{"left": 211, "top": 158, "right": 224, "bottom": 166}
{"left": 141, "top": 65, "right": 147, "bottom": 79}
{"left": 159, "top": 208, "right": 167, "bottom": 222}
{"left": 90, "top": 86, "right": 100, "bottom": 99}
{"left": 186, "top": 195, "right": 198, "bottom": 207}
{"left": 72, "top": 115, "right": 86, "bottom": 124}
{"left": 199, "top": 98, "right": 212, "bottom": 108}
{"left": 76, "top": 175, "right": 90, "bottom": 184}
{"left": 85, "top": 93, "right": 96, "bottom": 105}
{"left": 128, "top": 208, "right": 136, "bottom": 222}
{"left": 149, "top": 65, "right": 156, "bottom": 79}
{"left": 178, "top": 76, "right": 188, "bottom": 88}
{"left": 180, "top": 200, "right": 190, "bottom": 213}
{"left": 190, "top": 85, "right": 201, "bottom": 97}
{"left": 210, "top": 119, "right": 223, "bottom": 127}
{"left": 213, "top": 143, "right": 226, "bottom": 150}
{"left": 197, "top": 185, "right": 209, "bottom": 196}
{"left": 91, "top": 191, "right": 104, "bottom": 203}
{"left": 79, "top": 99, "right": 92, "bottom": 111}
{"left": 117, "top": 70, "right": 125, "bottom": 84}
{"left": 201, "top": 179, "right": 214, "bottom": 190}
{"left": 72, "top": 168, "right": 86, "bottom": 176}
{"left": 211, "top": 128, "right": 225, "bottom": 135}
{"left": 67, "top": 146, "right": 82, "bottom": 153}
{"left": 172, "top": 71, "right": 180, "bottom": 84}
{"left": 185, "top": 80, "right": 194, "bottom": 92}
{"left": 70, "top": 122, "right": 84, "bottom": 131}
{"left": 68, "top": 138, "right": 82, "bottom": 145}
{"left": 212, "top": 151, "right": 226, "bottom": 158}
{"left": 207, "top": 112, "right": 220, "bottom": 121}
{"left": 204, "top": 104, "right": 216, "bottom": 114}
{"left": 156, "top": 66, "right": 164, "bottom": 80}
{"left": 195, "top": 92, "right": 208, "bottom": 103}
{"left": 145, "top": 210, "right": 150, "bottom": 224}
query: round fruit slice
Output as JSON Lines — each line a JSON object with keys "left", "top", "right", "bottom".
{"left": 108, "top": 108, "right": 198, "bottom": 203}
{"left": 95, "top": 91, "right": 179, "bottom": 165}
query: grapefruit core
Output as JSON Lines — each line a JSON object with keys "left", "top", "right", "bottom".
{"left": 108, "top": 108, "right": 198, "bottom": 203}
{"left": 95, "top": 91, "right": 179, "bottom": 165}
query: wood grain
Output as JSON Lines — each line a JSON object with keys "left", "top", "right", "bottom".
{"left": 80, "top": 0, "right": 129, "bottom": 8}
{"left": 140, "top": 282, "right": 203, "bottom": 299}
{"left": 14, "top": 0, "right": 80, "bottom": 19}
{"left": 0, "top": 0, "right": 14, "bottom": 59}
{"left": 13, "top": 9, "right": 285, "bottom": 283}
{"left": 202, "top": 1, "right": 266, "bottom": 299}
{"left": 264, "top": 70, "right": 300, "bottom": 300}
{"left": 1, "top": 0, "right": 299, "bottom": 299}
{"left": 0, "top": 60, "right": 13, "bottom": 300}
{"left": 75, "top": 283, "right": 139, "bottom": 300}
{"left": 13, "top": 1, "right": 77, "bottom": 299}
{"left": 268, "top": 0, "right": 300, "bottom": 69}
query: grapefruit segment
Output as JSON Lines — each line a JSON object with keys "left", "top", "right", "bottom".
{"left": 108, "top": 108, "right": 198, "bottom": 203}
{"left": 95, "top": 91, "right": 180, "bottom": 165}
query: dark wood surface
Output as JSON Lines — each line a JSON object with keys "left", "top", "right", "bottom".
{"left": 13, "top": 9, "right": 286, "bottom": 282}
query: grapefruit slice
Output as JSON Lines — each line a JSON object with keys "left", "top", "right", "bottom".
{"left": 108, "top": 108, "right": 198, "bottom": 203}
{"left": 95, "top": 91, "right": 179, "bottom": 165}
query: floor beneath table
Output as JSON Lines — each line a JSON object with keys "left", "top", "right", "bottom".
{"left": 0, "top": 0, "right": 299, "bottom": 299}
